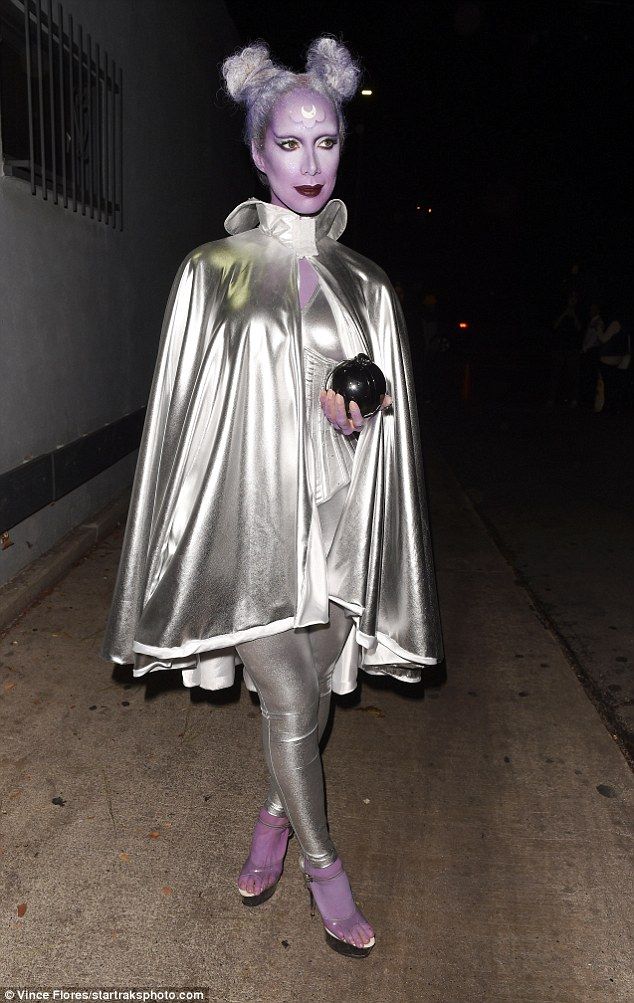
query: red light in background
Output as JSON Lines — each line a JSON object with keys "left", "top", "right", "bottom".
{"left": 459, "top": 322, "right": 469, "bottom": 329}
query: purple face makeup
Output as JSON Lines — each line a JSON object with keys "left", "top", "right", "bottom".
{"left": 252, "top": 87, "right": 340, "bottom": 215}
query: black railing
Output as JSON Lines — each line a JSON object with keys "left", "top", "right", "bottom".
{"left": 0, "top": 0, "right": 123, "bottom": 228}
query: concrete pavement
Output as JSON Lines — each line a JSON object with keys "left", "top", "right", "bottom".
{"left": 429, "top": 400, "right": 634, "bottom": 762}
{"left": 1, "top": 449, "right": 632, "bottom": 1001}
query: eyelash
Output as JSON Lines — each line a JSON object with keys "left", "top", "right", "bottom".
{"left": 277, "top": 138, "right": 338, "bottom": 151}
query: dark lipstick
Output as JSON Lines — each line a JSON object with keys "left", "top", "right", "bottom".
{"left": 294, "top": 184, "right": 324, "bottom": 197}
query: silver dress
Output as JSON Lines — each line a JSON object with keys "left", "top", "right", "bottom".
{"left": 303, "top": 285, "right": 425, "bottom": 685}
{"left": 302, "top": 285, "right": 354, "bottom": 523}
{"left": 102, "top": 198, "right": 443, "bottom": 695}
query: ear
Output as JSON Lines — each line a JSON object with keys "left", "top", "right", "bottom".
{"left": 251, "top": 139, "right": 266, "bottom": 175}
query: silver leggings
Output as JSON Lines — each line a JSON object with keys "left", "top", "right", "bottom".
{"left": 235, "top": 597, "right": 351, "bottom": 866}
{"left": 235, "top": 486, "right": 353, "bottom": 868}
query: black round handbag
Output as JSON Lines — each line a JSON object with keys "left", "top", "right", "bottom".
{"left": 325, "top": 353, "right": 387, "bottom": 418}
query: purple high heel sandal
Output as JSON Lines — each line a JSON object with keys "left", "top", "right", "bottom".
{"left": 238, "top": 806, "right": 293, "bottom": 906}
{"left": 300, "top": 856, "right": 376, "bottom": 957}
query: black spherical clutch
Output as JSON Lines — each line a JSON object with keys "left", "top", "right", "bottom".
{"left": 324, "top": 353, "right": 387, "bottom": 418}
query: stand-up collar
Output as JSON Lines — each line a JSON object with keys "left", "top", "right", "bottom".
{"left": 224, "top": 197, "right": 347, "bottom": 258}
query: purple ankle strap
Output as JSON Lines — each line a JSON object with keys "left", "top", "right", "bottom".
{"left": 302, "top": 858, "right": 343, "bottom": 881}
{"left": 258, "top": 810, "right": 291, "bottom": 830}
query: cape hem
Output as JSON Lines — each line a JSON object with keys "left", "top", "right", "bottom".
{"left": 128, "top": 605, "right": 439, "bottom": 668}
{"left": 132, "top": 613, "right": 310, "bottom": 659}
{"left": 126, "top": 659, "right": 424, "bottom": 696}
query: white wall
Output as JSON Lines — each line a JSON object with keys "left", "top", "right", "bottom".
{"left": 0, "top": 0, "right": 252, "bottom": 584}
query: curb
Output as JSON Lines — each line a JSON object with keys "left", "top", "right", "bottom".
{"left": 0, "top": 490, "right": 131, "bottom": 633}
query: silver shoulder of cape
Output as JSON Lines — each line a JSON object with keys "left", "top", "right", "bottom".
{"left": 178, "top": 230, "right": 396, "bottom": 299}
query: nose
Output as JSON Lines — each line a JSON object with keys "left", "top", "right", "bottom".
{"left": 301, "top": 145, "right": 319, "bottom": 177}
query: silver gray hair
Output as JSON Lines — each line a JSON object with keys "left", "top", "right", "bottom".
{"left": 221, "top": 36, "right": 361, "bottom": 152}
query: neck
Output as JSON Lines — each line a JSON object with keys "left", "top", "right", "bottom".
{"left": 267, "top": 192, "right": 324, "bottom": 217}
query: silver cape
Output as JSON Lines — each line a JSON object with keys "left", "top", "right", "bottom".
{"left": 101, "top": 198, "right": 444, "bottom": 695}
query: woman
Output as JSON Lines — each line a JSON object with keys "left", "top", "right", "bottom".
{"left": 581, "top": 303, "right": 604, "bottom": 410}
{"left": 101, "top": 37, "right": 443, "bottom": 957}
{"left": 595, "top": 307, "right": 631, "bottom": 414}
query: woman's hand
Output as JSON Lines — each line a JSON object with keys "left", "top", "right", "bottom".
{"left": 319, "top": 388, "right": 393, "bottom": 436}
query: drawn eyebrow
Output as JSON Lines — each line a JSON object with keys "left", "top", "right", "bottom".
{"left": 273, "top": 133, "right": 338, "bottom": 141}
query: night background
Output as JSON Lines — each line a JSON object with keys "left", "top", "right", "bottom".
{"left": 1, "top": 0, "right": 633, "bottom": 989}
{"left": 226, "top": 0, "right": 632, "bottom": 330}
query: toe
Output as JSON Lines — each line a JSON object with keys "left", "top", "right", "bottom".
{"left": 349, "top": 924, "right": 365, "bottom": 950}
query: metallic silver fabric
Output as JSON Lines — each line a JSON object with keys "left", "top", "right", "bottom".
{"left": 302, "top": 285, "right": 355, "bottom": 505}
{"left": 241, "top": 596, "right": 352, "bottom": 863}
{"left": 302, "top": 283, "right": 347, "bottom": 360}
{"left": 101, "top": 197, "right": 444, "bottom": 692}
{"left": 303, "top": 344, "right": 355, "bottom": 505}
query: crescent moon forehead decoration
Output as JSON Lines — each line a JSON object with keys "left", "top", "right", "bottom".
{"left": 287, "top": 102, "right": 327, "bottom": 129}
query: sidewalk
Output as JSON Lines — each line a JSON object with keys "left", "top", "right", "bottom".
{"left": 1, "top": 449, "right": 632, "bottom": 1002}
{"left": 429, "top": 399, "right": 634, "bottom": 760}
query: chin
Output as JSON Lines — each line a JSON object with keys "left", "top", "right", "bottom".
{"left": 279, "top": 187, "right": 333, "bottom": 215}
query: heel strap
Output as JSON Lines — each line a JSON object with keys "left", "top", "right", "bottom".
{"left": 302, "top": 858, "right": 344, "bottom": 883}
{"left": 257, "top": 812, "right": 292, "bottom": 831}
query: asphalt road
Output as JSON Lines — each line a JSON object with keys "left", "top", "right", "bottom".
{"left": 424, "top": 369, "right": 634, "bottom": 764}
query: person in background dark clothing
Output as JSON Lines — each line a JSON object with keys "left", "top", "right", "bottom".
{"left": 596, "top": 308, "right": 631, "bottom": 414}
{"left": 546, "top": 292, "right": 582, "bottom": 409}
{"left": 581, "top": 303, "right": 604, "bottom": 408}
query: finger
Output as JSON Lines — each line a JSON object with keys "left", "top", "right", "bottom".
{"left": 381, "top": 394, "right": 393, "bottom": 409}
{"left": 329, "top": 389, "right": 345, "bottom": 425}
{"left": 324, "top": 389, "right": 336, "bottom": 424}
{"left": 349, "top": 400, "right": 365, "bottom": 431}
{"left": 334, "top": 392, "right": 348, "bottom": 428}
{"left": 325, "top": 389, "right": 344, "bottom": 430}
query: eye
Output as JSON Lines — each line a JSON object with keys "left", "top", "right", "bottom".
{"left": 278, "top": 139, "right": 299, "bottom": 151}
{"left": 317, "top": 137, "right": 338, "bottom": 150}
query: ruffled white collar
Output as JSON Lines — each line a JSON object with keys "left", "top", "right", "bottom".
{"left": 224, "top": 197, "right": 347, "bottom": 259}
